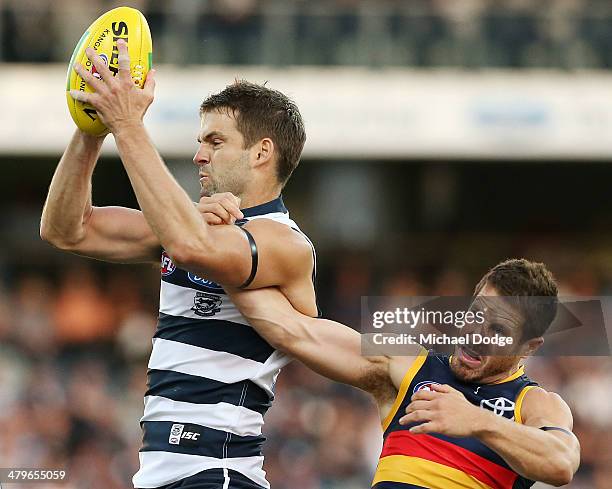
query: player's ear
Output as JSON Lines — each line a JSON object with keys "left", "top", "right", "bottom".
{"left": 251, "top": 138, "right": 274, "bottom": 168}
{"left": 524, "top": 336, "right": 544, "bottom": 356}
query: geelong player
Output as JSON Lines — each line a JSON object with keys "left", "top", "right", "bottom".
{"left": 232, "top": 259, "right": 580, "bottom": 488}
{"left": 41, "top": 41, "right": 317, "bottom": 489}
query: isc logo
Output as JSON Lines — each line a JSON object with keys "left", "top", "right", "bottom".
{"left": 181, "top": 432, "right": 200, "bottom": 440}
{"left": 169, "top": 423, "right": 200, "bottom": 445}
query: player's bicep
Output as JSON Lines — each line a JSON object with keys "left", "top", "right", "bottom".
{"left": 521, "top": 389, "right": 573, "bottom": 431}
{"left": 172, "top": 223, "right": 253, "bottom": 286}
{"left": 74, "top": 206, "right": 160, "bottom": 263}
{"left": 242, "top": 220, "right": 314, "bottom": 289}
{"left": 175, "top": 220, "right": 313, "bottom": 290}
{"left": 521, "top": 389, "right": 579, "bottom": 463}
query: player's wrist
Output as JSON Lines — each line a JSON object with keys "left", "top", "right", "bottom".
{"left": 111, "top": 120, "right": 146, "bottom": 138}
{"left": 470, "top": 408, "right": 500, "bottom": 439}
{"left": 75, "top": 128, "right": 106, "bottom": 144}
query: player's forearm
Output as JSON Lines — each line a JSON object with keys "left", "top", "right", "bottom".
{"left": 473, "top": 411, "right": 577, "bottom": 486}
{"left": 40, "top": 130, "right": 103, "bottom": 246}
{"left": 243, "top": 302, "right": 308, "bottom": 352}
{"left": 243, "top": 303, "right": 379, "bottom": 390}
{"left": 113, "top": 123, "right": 212, "bottom": 259}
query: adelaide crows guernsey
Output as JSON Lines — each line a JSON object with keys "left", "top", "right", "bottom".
{"left": 373, "top": 349, "right": 537, "bottom": 489}
{"left": 133, "top": 197, "right": 316, "bottom": 489}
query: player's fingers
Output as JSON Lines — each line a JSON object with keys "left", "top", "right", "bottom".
{"left": 85, "top": 47, "right": 113, "bottom": 84}
{"left": 144, "top": 69, "right": 156, "bottom": 96}
{"left": 430, "top": 383, "right": 453, "bottom": 394}
{"left": 117, "top": 39, "right": 132, "bottom": 83}
{"left": 398, "top": 410, "right": 432, "bottom": 426}
{"left": 222, "top": 192, "right": 241, "bottom": 208}
{"left": 411, "top": 389, "right": 441, "bottom": 402}
{"left": 221, "top": 197, "right": 244, "bottom": 220}
{"left": 405, "top": 400, "right": 432, "bottom": 414}
{"left": 211, "top": 192, "right": 240, "bottom": 207}
{"left": 204, "top": 194, "right": 242, "bottom": 221}
{"left": 409, "top": 422, "right": 436, "bottom": 434}
{"left": 73, "top": 62, "right": 106, "bottom": 93}
{"left": 69, "top": 89, "right": 95, "bottom": 105}
{"left": 203, "top": 213, "right": 223, "bottom": 225}
{"left": 200, "top": 202, "right": 232, "bottom": 224}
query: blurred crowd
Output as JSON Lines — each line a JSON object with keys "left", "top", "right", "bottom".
{"left": 0, "top": 252, "right": 611, "bottom": 489}
{"left": 3, "top": 0, "right": 612, "bottom": 68}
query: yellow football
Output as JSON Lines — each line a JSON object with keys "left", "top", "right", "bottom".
{"left": 66, "top": 6, "right": 152, "bottom": 136}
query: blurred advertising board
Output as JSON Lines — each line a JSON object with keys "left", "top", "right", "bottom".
{"left": 2, "top": 65, "right": 612, "bottom": 159}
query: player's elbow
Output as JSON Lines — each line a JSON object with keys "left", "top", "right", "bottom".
{"left": 166, "top": 241, "right": 207, "bottom": 271}
{"left": 39, "top": 221, "right": 83, "bottom": 251}
{"left": 547, "top": 465, "right": 573, "bottom": 486}
{"left": 245, "top": 316, "right": 296, "bottom": 351}
{"left": 262, "top": 327, "right": 295, "bottom": 352}
{"left": 39, "top": 217, "right": 56, "bottom": 244}
{"left": 543, "top": 453, "right": 576, "bottom": 486}
{"left": 245, "top": 314, "right": 305, "bottom": 353}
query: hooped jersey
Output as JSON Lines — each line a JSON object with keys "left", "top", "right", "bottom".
{"left": 133, "top": 196, "right": 316, "bottom": 489}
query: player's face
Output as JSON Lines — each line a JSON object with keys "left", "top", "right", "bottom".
{"left": 194, "top": 111, "right": 252, "bottom": 198}
{"left": 450, "top": 284, "right": 534, "bottom": 383}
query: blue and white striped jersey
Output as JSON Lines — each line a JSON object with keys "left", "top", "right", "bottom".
{"left": 133, "top": 196, "right": 316, "bottom": 489}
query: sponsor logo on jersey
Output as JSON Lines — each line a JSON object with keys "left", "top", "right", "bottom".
{"left": 161, "top": 251, "right": 176, "bottom": 276}
{"left": 187, "top": 272, "right": 224, "bottom": 293}
{"left": 192, "top": 292, "right": 222, "bottom": 317}
{"left": 480, "top": 397, "right": 515, "bottom": 417}
{"left": 168, "top": 423, "right": 202, "bottom": 446}
{"left": 181, "top": 431, "right": 200, "bottom": 440}
{"left": 413, "top": 381, "right": 441, "bottom": 394}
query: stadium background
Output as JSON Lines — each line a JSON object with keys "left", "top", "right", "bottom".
{"left": 1, "top": 1, "right": 612, "bottom": 488}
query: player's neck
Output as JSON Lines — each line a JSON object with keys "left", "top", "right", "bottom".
{"left": 239, "top": 189, "right": 282, "bottom": 210}
{"left": 481, "top": 364, "right": 523, "bottom": 385}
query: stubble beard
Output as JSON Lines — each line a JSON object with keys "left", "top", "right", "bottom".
{"left": 450, "top": 354, "right": 520, "bottom": 383}
{"left": 199, "top": 153, "right": 250, "bottom": 198}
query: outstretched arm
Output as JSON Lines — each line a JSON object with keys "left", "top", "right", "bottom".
{"left": 231, "top": 287, "right": 412, "bottom": 395}
{"left": 400, "top": 384, "right": 580, "bottom": 486}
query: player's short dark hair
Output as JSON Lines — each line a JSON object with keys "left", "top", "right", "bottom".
{"left": 474, "top": 258, "right": 558, "bottom": 340}
{"left": 200, "top": 80, "right": 306, "bottom": 186}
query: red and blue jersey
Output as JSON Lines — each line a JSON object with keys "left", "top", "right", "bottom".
{"left": 373, "top": 349, "right": 537, "bottom": 489}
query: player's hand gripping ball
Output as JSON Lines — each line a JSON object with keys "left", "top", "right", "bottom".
{"left": 66, "top": 6, "right": 152, "bottom": 135}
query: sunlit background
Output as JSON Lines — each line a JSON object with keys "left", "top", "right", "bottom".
{"left": 1, "top": 1, "right": 612, "bottom": 488}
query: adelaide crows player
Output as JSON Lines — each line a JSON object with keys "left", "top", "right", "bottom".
{"left": 232, "top": 259, "right": 581, "bottom": 488}
{"left": 41, "top": 41, "right": 317, "bottom": 489}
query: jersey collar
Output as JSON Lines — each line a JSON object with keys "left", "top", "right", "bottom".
{"left": 492, "top": 365, "right": 525, "bottom": 384}
{"left": 241, "top": 195, "right": 287, "bottom": 218}
{"left": 448, "top": 355, "right": 525, "bottom": 385}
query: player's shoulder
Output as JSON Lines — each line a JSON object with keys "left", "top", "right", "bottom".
{"left": 244, "top": 218, "right": 313, "bottom": 254}
{"left": 387, "top": 346, "right": 429, "bottom": 390}
{"left": 521, "top": 386, "right": 573, "bottom": 424}
{"left": 523, "top": 386, "right": 569, "bottom": 409}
